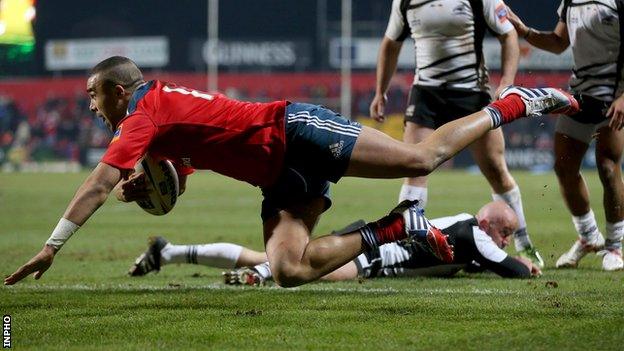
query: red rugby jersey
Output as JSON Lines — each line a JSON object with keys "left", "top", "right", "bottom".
{"left": 102, "top": 80, "right": 287, "bottom": 187}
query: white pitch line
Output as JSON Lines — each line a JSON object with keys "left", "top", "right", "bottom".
{"left": 3, "top": 283, "right": 521, "bottom": 296}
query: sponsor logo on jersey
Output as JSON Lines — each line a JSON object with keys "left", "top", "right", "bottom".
{"left": 329, "top": 140, "right": 344, "bottom": 159}
{"left": 495, "top": 3, "right": 508, "bottom": 23}
{"left": 110, "top": 124, "right": 123, "bottom": 144}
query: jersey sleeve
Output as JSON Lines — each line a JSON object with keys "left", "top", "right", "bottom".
{"left": 430, "top": 214, "right": 473, "bottom": 230}
{"left": 557, "top": 0, "right": 567, "bottom": 22}
{"left": 487, "top": 256, "right": 531, "bottom": 278}
{"left": 472, "top": 228, "right": 530, "bottom": 278}
{"left": 101, "top": 114, "right": 157, "bottom": 172}
{"left": 385, "top": 0, "right": 410, "bottom": 41}
{"left": 482, "top": 0, "right": 514, "bottom": 35}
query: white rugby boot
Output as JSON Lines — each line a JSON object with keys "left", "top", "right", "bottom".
{"left": 599, "top": 248, "right": 624, "bottom": 271}
{"left": 499, "top": 86, "right": 580, "bottom": 117}
{"left": 556, "top": 233, "right": 605, "bottom": 268}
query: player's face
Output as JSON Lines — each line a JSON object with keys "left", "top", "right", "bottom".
{"left": 86, "top": 74, "right": 126, "bottom": 131}
{"left": 490, "top": 224, "right": 514, "bottom": 248}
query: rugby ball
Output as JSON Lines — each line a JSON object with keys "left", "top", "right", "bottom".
{"left": 134, "top": 154, "right": 179, "bottom": 216}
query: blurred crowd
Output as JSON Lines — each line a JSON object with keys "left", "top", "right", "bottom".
{"left": 0, "top": 94, "right": 110, "bottom": 169}
{"left": 0, "top": 83, "right": 559, "bottom": 169}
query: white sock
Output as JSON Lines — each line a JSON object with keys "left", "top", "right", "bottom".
{"left": 606, "top": 221, "right": 624, "bottom": 250}
{"left": 572, "top": 210, "right": 601, "bottom": 241}
{"left": 492, "top": 186, "right": 532, "bottom": 251}
{"left": 253, "top": 262, "right": 272, "bottom": 279}
{"left": 160, "top": 243, "right": 243, "bottom": 269}
{"left": 398, "top": 184, "right": 428, "bottom": 208}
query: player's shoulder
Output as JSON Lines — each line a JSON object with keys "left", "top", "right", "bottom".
{"left": 430, "top": 213, "right": 473, "bottom": 229}
{"left": 127, "top": 80, "right": 160, "bottom": 115}
{"left": 471, "top": 226, "right": 507, "bottom": 262}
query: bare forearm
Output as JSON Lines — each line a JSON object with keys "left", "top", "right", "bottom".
{"left": 63, "top": 181, "right": 112, "bottom": 225}
{"left": 507, "top": 7, "right": 569, "bottom": 54}
{"left": 375, "top": 38, "right": 402, "bottom": 95}
{"left": 525, "top": 29, "right": 569, "bottom": 54}
{"left": 63, "top": 163, "right": 120, "bottom": 225}
{"left": 498, "top": 32, "right": 519, "bottom": 87}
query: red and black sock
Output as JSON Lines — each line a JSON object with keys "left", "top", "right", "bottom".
{"left": 485, "top": 94, "right": 526, "bottom": 128}
{"left": 359, "top": 214, "right": 406, "bottom": 250}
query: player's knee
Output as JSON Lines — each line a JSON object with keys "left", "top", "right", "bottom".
{"left": 596, "top": 158, "right": 621, "bottom": 184}
{"left": 406, "top": 146, "right": 438, "bottom": 176}
{"left": 272, "top": 264, "right": 307, "bottom": 288}
{"left": 554, "top": 158, "right": 574, "bottom": 178}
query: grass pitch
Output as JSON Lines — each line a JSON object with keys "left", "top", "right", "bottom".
{"left": 1, "top": 170, "right": 624, "bottom": 350}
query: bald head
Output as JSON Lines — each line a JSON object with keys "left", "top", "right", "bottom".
{"left": 90, "top": 56, "right": 144, "bottom": 91}
{"left": 476, "top": 201, "right": 519, "bottom": 247}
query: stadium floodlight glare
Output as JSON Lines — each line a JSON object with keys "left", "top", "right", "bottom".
{"left": 24, "top": 4, "right": 36, "bottom": 21}
{"left": 0, "top": 0, "right": 35, "bottom": 45}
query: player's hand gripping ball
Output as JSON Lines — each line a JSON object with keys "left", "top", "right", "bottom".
{"left": 133, "top": 154, "right": 179, "bottom": 215}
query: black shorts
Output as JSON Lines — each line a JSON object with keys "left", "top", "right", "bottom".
{"left": 568, "top": 94, "right": 611, "bottom": 124}
{"left": 405, "top": 85, "right": 492, "bottom": 129}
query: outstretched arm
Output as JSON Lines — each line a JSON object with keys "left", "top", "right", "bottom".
{"left": 507, "top": 6, "right": 570, "bottom": 54}
{"left": 4, "top": 163, "right": 121, "bottom": 285}
{"left": 63, "top": 163, "right": 121, "bottom": 225}
{"left": 370, "top": 37, "right": 403, "bottom": 122}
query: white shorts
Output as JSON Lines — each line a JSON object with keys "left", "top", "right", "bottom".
{"left": 555, "top": 115, "right": 610, "bottom": 144}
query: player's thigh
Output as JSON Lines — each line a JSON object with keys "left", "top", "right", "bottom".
{"left": 595, "top": 126, "right": 624, "bottom": 165}
{"left": 553, "top": 133, "right": 589, "bottom": 175}
{"left": 344, "top": 126, "right": 425, "bottom": 178}
{"left": 404, "top": 121, "right": 434, "bottom": 144}
{"left": 263, "top": 197, "right": 326, "bottom": 271}
{"left": 553, "top": 116, "right": 593, "bottom": 174}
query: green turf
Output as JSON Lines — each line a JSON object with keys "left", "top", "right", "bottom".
{"left": 1, "top": 170, "right": 623, "bottom": 350}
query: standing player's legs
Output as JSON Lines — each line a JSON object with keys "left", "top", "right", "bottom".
{"left": 554, "top": 117, "right": 606, "bottom": 268}
{"left": 469, "top": 129, "right": 516, "bottom": 195}
{"left": 594, "top": 126, "right": 624, "bottom": 270}
{"left": 399, "top": 122, "right": 433, "bottom": 206}
{"left": 469, "top": 128, "right": 542, "bottom": 267}
{"left": 553, "top": 132, "right": 592, "bottom": 215}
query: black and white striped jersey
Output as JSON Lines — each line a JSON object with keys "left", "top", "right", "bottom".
{"left": 385, "top": 0, "right": 514, "bottom": 91}
{"left": 354, "top": 213, "right": 530, "bottom": 279}
{"left": 559, "top": 0, "right": 624, "bottom": 101}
